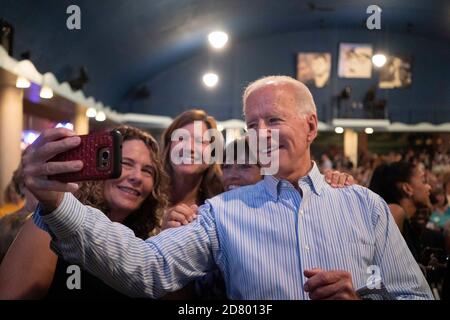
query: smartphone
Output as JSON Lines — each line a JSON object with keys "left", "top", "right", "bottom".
{"left": 48, "top": 130, "right": 122, "bottom": 182}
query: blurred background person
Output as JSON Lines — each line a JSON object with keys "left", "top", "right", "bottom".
{"left": 430, "top": 188, "right": 450, "bottom": 231}
{"left": 0, "top": 166, "right": 38, "bottom": 263}
{"left": 369, "top": 161, "right": 431, "bottom": 260}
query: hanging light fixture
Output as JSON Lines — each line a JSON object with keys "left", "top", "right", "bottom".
{"left": 40, "top": 86, "right": 53, "bottom": 99}
{"left": 95, "top": 111, "right": 106, "bottom": 122}
{"left": 40, "top": 74, "right": 53, "bottom": 99}
{"left": 86, "top": 107, "right": 97, "bottom": 118}
{"left": 16, "top": 76, "right": 31, "bottom": 88}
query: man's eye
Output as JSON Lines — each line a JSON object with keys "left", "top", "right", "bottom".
{"left": 269, "top": 118, "right": 281, "bottom": 124}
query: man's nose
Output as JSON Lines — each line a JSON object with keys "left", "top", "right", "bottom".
{"left": 256, "top": 120, "right": 272, "bottom": 137}
{"left": 256, "top": 119, "right": 268, "bottom": 131}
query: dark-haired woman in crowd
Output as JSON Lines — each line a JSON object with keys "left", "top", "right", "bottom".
{"left": 0, "top": 126, "right": 169, "bottom": 299}
{"left": 369, "top": 162, "right": 431, "bottom": 234}
{"left": 368, "top": 162, "right": 450, "bottom": 299}
{"left": 369, "top": 162, "right": 436, "bottom": 263}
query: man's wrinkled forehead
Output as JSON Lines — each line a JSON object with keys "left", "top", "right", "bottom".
{"left": 244, "top": 83, "right": 296, "bottom": 116}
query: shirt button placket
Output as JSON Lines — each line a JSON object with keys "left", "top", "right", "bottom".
{"left": 297, "top": 205, "right": 308, "bottom": 299}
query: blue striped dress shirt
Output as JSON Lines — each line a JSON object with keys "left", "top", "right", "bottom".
{"left": 34, "top": 163, "right": 433, "bottom": 299}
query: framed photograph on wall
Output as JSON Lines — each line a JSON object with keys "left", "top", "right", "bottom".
{"left": 338, "top": 43, "right": 373, "bottom": 78}
{"left": 379, "top": 55, "right": 412, "bottom": 89}
{"left": 297, "top": 52, "right": 331, "bottom": 88}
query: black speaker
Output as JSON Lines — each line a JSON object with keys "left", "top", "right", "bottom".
{"left": 0, "top": 19, "right": 14, "bottom": 56}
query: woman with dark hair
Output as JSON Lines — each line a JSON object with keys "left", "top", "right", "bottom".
{"left": 369, "top": 161, "right": 432, "bottom": 261}
{"left": 0, "top": 126, "right": 169, "bottom": 299}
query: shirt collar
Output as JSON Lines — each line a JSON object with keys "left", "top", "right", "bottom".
{"left": 263, "top": 161, "right": 324, "bottom": 201}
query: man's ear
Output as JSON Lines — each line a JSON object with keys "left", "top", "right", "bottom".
{"left": 401, "top": 182, "right": 414, "bottom": 198}
{"left": 306, "top": 114, "right": 318, "bottom": 142}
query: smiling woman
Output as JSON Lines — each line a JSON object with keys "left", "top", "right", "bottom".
{"left": 0, "top": 125, "right": 169, "bottom": 299}
{"left": 74, "top": 126, "right": 169, "bottom": 239}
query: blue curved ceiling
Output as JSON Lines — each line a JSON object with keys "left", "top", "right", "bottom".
{"left": 2, "top": 0, "right": 449, "bottom": 113}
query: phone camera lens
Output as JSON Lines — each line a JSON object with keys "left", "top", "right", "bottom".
{"left": 102, "top": 151, "right": 109, "bottom": 160}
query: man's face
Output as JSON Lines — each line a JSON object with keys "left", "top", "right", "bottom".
{"left": 244, "top": 83, "right": 317, "bottom": 180}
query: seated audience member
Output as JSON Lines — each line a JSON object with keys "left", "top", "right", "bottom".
{"left": 0, "top": 126, "right": 168, "bottom": 299}
{"left": 24, "top": 76, "right": 433, "bottom": 299}
{"left": 430, "top": 188, "right": 450, "bottom": 230}
{"left": 369, "top": 162, "right": 432, "bottom": 263}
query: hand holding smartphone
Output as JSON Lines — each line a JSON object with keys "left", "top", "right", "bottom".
{"left": 48, "top": 130, "right": 122, "bottom": 182}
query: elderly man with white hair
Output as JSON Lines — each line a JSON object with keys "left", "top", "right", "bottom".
{"left": 23, "top": 76, "right": 432, "bottom": 299}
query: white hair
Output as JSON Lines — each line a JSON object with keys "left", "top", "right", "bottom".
{"left": 242, "top": 75, "right": 317, "bottom": 117}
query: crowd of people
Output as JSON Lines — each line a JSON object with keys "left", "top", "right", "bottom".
{"left": 0, "top": 75, "right": 447, "bottom": 300}
{"left": 319, "top": 145, "right": 450, "bottom": 299}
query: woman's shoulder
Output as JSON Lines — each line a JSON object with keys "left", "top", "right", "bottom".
{"left": 388, "top": 203, "right": 406, "bottom": 217}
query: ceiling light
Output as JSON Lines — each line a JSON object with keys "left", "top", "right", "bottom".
{"left": 335, "top": 127, "right": 344, "bottom": 134}
{"left": 208, "top": 31, "right": 228, "bottom": 49}
{"left": 16, "top": 76, "right": 31, "bottom": 88}
{"left": 95, "top": 111, "right": 106, "bottom": 122}
{"left": 40, "top": 86, "right": 53, "bottom": 99}
{"left": 365, "top": 127, "right": 374, "bottom": 134}
{"left": 372, "top": 54, "right": 387, "bottom": 67}
{"left": 86, "top": 107, "right": 97, "bottom": 118}
{"left": 203, "top": 73, "right": 219, "bottom": 88}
